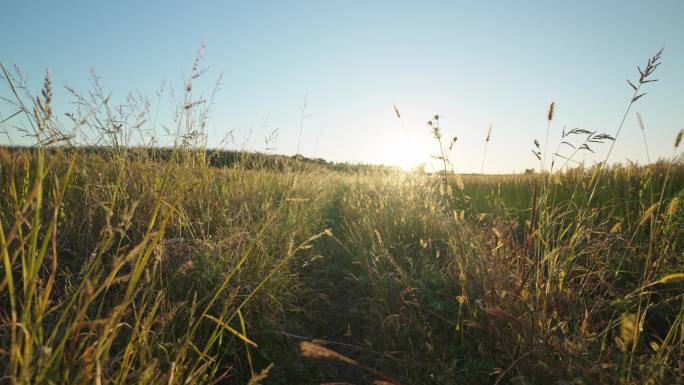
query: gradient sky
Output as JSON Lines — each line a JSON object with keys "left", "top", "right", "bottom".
{"left": 1, "top": 0, "right": 683, "bottom": 173}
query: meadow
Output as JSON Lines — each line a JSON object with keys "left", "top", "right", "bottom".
{"left": 1, "top": 51, "right": 684, "bottom": 384}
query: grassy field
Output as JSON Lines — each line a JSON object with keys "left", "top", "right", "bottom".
{"left": 1, "top": 146, "right": 683, "bottom": 384}
{"left": 1, "top": 53, "right": 684, "bottom": 384}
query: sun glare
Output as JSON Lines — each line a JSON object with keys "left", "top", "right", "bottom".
{"left": 377, "top": 131, "right": 429, "bottom": 171}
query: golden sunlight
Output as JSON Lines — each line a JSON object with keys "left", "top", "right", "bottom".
{"left": 377, "top": 131, "right": 430, "bottom": 171}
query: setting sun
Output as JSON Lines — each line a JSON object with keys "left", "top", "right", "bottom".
{"left": 376, "top": 131, "right": 430, "bottom": 171}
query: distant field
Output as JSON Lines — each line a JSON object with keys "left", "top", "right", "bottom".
{"left": 1, "top": 146, "right": 683, "bottom": 384}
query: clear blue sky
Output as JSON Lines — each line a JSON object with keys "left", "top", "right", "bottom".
{"left": 1, "top": 0, "right": 683, "bottom": 173}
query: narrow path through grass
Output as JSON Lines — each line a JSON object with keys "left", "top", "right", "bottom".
{"left": 269, "top": 187, "right": 396, "bottom": 383}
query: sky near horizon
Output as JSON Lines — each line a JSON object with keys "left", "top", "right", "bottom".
{"left": 1, "top": 0, "right": 683, "bottom": 173}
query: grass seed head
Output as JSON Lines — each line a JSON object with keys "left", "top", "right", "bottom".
{"left": 299, "top": 341, "right": 358, "bottom": 366}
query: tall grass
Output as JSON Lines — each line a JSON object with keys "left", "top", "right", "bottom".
{"left": 0, "top": 57, "right": 332, "bottom": 384}
{"left": 1, "top": 48, "right": 683, "bottom": 385}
